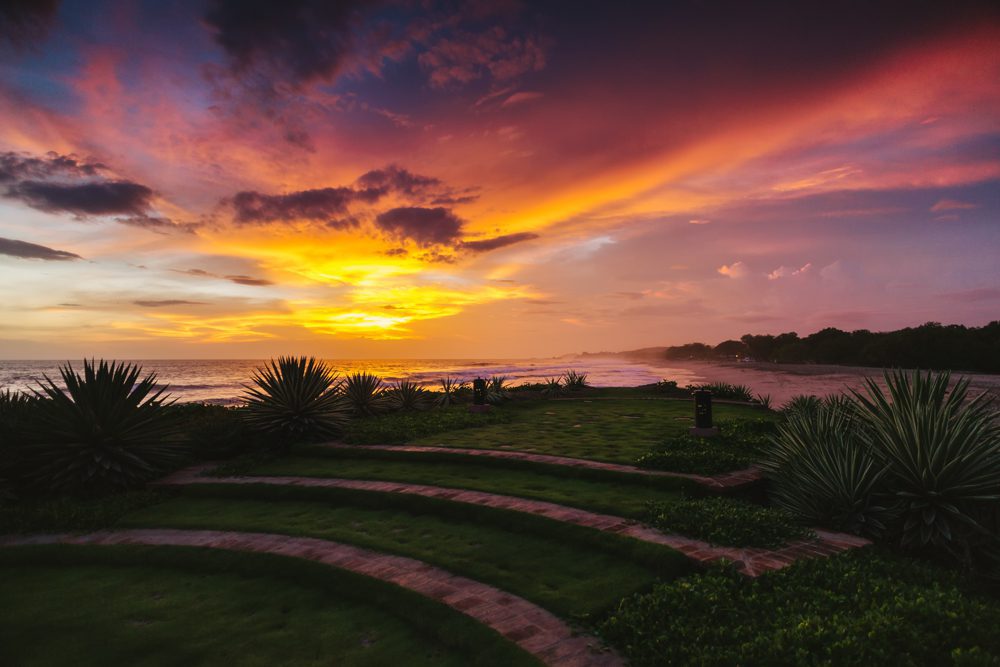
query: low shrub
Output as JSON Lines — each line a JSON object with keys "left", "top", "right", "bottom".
{"left": 343, "top": 406, "right": 513, "bottom": 445}
{"left": 687, "top": 382, "right": 754, "bottom": 402}
{"left": 635, "top": 423, "right": 768, "bottom": 474}
{"left": 168, "top": 403, "right": 273, "bottom": 459}
{"left": 602, "top": 549, "right": 1000, "bottom": 667}
{"left": 0, "top": 489, "right": 169, "bottom": 533}
{"left": 644, "top": 497, "right": 813, "bottom": 548}
{"left": 563, "top": 370, "right": 589, "bottom": 390}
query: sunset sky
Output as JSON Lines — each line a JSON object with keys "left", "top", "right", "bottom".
{"left": 1, "top": 0, "right": 998, "bottom": 359}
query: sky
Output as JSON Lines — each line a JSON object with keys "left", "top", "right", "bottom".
{"left": 0, "top": 0, "right": 997, "bottom": 359}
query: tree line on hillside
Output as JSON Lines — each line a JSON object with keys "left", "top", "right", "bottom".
{"left": 663, "top": 321, "right": 1000, "bottom": 373}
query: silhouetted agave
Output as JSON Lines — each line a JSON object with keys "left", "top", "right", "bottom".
{"left": 563, "top": 370, "right": 589, "bottom": 390}
{"left": 243, "top": 356, "right": 349, "bottom": 444}
{"left": 542, "top": 377, "right": 563, "bottom": 397}
{"left": 30, "top": 359, "right": 183, "bottom": 496}
{"left": 487, "top": 375, "right": 510, "bottom": 404}
{"left": 389, "top": 379, "right": 430, "bottom": 411}
{"left": 437, "top": 377, "right": 467, "bottom": 407}
{"left": 343, "top": 371, "right": 388, "bottom": 417}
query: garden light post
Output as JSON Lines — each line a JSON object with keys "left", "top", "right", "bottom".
{"left": 690, "top": 389, "right": 719, "bottom": 436}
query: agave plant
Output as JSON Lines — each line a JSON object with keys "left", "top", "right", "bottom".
{"left": 0, "top": 390, "right": 36, "bottom": 500}
{"left": 487, "top": 375, "right": 510, "bottom": 404}
{"left": 343, "top": 371, "right": 388, "bottom": 417}
{"left": 437, "top": 377, "right": 467, "bottom": 407}
{"left": 542, "top": 376, "right": 562, "bottom": 397}
{"left": 851, "top": 370, "right": 1000, "bottom": 558}
{"left": 29, "top": 360, "right": 184, "bottom": 497}
{"left": 389, "top": 379, "right": 430, "bottom": 411}
{"left": 563, "top": 370, "right": 589, "bottom": 390}
{"left": 760, "top": 400, "right": 893, "bottom": 537}
{"left": 781, "top": 394, "right": 822, "bottom": 416}
{"left": 243, "top": 356, "right": 349, "bottom": 445}
{"left": 754, "top": 393, "right": 773, "bottom": 410}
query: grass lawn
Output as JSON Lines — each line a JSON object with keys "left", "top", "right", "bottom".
{"left": 120, "top": 494, "right": 684, "bottom": 618}
{"left": 0, "top": 562, "right": 493, "bottom": 667}
{"left": 243, "top": 453, "right": 687, "bottom": 517}
{"left": 409, "top": 398, "right": 768, "bottom": 463}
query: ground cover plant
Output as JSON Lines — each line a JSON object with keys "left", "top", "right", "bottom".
{"left": 601, "top": 548, "right": 1000, "bottom": 667}
{"left": 343, "top": 405, "right": 512, "bottom": 444}
{"left": 120, "top": 493, "right": 675, "bottom": 618}
{"left": 644, "top": 496, "right": 814, "bottom": 548}
{"left": 686, "top": 382, "right": 755, "bottom": 402}
{"left": 408, "top": 398, "right": 768, "bottom": 464}
{"left": 0, "top": 546, "right": 538, "bottom": 667}
{"left": 235, "top": 452, "right": 688, "bottom": 518}
{"left": 635, "top": 418, "right": 775, "bottom": 474}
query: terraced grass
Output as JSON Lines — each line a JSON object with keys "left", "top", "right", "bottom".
{"left": 120, "top": 494, "right": 682, "bottom": 618}
{"left": 242, "top": 454, "right": 688, "bottom": 517}
{"left": 0, "top": 559, "right": 500, "bottom": 667}
{"left": 409, "top": 399, "right": 769, "bottom": 463}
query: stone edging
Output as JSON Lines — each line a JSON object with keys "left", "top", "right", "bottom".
{"left": 317, "top": 443, "right": 762, "bottom": 489}
{"left": 0, "top": 529, "right": 621, "bottom": 667}
{"left": 161, "top": 467, "right": 870, "bottom": 577}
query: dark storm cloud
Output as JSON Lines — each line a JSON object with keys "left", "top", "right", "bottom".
{"left": 204, "top": 0, "right": 370, "bottom": 84}
{"left": 6, "top": 180, "right": 153, "bottom": 216}
{"left": 374, "top": 206, "right": 464, "bottom": 246}
{"left": 461, "top": 232, "right": 539, "bottom": 253}
{"left": 229, "top": 186, "right": 381, "bottom": 224}
{"left": 0, "top": 0, "right": 60, "bottom": 49}
{"left": 0, "top": 236, "right": 80, "bottom": 261}
{"left": 356, "top": 165, "right": 442, "bottom": 196}
{"left": 134, "top": 299, "right": 206, "bottom": 307}
{"left": 0, "top": 151, "right": 105, "bottom": 183}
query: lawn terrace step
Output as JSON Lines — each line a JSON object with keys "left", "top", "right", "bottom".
{"left": 0, "top": 529, "right": 621, "bottom": 667}
{"left": 319, "top": 443, "right": 762, "bottom": 489}
{"left": 160, "top": 466, "right": 869, "bottom": 577}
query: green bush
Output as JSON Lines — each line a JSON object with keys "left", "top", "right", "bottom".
{"left": 28, "top": 360, "right": 185, "bottom": 497}
{"left": 644, "top": 497, "right": 813, "bottom": 548}
{"left": 242, "top": 357, "right": 350, "bottom": 445}
{"left": 602, "top": 549, "right": 1000, "bottom": 667}
{"left": 761, "top": 402, "right": 893, "bottom": 538}
{"left": 0, "top": 489, "right": 168, "bottom": 533}
{"left": 0, "top": 391, "right": 37, "bottom": 501}
{"left": 688, "top": 382, "right": 754, "bottom": 401}
{"left": 168, "top": 403, "right": 272, "bottom": 459}
{"left": 635, "top": 423, "right": 767, "bottom": 474}
{"left": 343, "top": 406, "right": 513, "bottom": 445}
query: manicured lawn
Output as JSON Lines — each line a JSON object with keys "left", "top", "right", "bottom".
{"left": 120, "top": 495, "right": 681, "bottom": 618}
{"left": 409, "top": 398, "right": 768, "bottom": 463}
{"left": 0, "top": 563, "right": 485, "bottom": 667}
{"left": 243, "top": 454, "right": 687, "bottom": 517}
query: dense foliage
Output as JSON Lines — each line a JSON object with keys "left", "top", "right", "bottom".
{"left": 687, "top": 382, "right": 754, "bottom": 402}
{"left": 242, "top": 357, "right": 350, "bottom": 445}
{"left": 645, "top": 497, "right": 813, "bottom": 548}
{"left": 663, "top": 321, "right": 1000, "bottom": 372}
{"left": 28, "top": 360, "right": 185, "bottom": 497}
{"left": 762, "top": 371, "right": 1000, "bottom": 571}
{"left": 602, "top": 549, "right": 1000, "bottom": 667}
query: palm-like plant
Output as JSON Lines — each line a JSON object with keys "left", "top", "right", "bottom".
{"left": 0, "top": 390, "right": 36, "bottom": 500}
{"left": 851, "top": 371, "right": 1000, "bottom": 557}
{"left": 29, "top": 360, "right": 183, "bottom": 496}
{"left": 781, "top": 394, "right": 822, "bottom": 416}
{"left": 389, "top": 379, "right": 429, "bottom": 411}
{"left": 563, "top": 370, "right": 589, "bottom": 390}
{"left": 437, "top": 377, "right": 466, "bottom": 407}
{"left": 343, "top": 371, "right": 388, "bottom": 417}
{"left": 760, "top": 400, "right": 893, "bottom": 537}
{"left": 542, "top": 376, "right": 562, "bottom": 397}
{"left": 242, "top": 356, "right": 349, "bottom": 445}
{"left": 487, "top": 375, "right": 510, "bottom": 404}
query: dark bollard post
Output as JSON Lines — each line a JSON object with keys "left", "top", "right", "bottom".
{"left": 690, "top": 389, "right": 719, "bottom": 436}
{"left": 472, "top": 378, "right": 487, "bottom": 406}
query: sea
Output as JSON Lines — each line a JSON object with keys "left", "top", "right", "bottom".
{"left": 2, "top": 357, "right": 998, "bottom": 407}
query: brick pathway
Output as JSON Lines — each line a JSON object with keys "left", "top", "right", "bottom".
{"left": 318, "top": 443, "right": 761, "bottom": 489}
{"left": 161, "top": 467, "right": 869, "bottom": 577}
{"left": 0, "top": 529, "right": 621, "bottom": 667}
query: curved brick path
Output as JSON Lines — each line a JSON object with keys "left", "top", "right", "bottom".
{"left": 161, "top": 467, "right": 869, "bottom": 577}
{"left": 0, "top": 529, "right": 620, "bottom": 667}
{"left": 318, "top": 443, "right": 761, "bottom": 489}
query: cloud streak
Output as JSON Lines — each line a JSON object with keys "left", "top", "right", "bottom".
{"left": 0, "top": 236, "right": 81, "bottom": 261}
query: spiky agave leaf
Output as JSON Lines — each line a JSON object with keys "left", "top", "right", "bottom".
{"left": 563, "top": 370, "right": 589, "bottom": 390}
{"left": 29, "top": 359, "right": 183, "bottom": 497}
{"left": 486, "top": 375, "right": 510, "bottom": 404}
{"left": 781, "top": 394, "right": 822, "bottom": 417}
{"left": 343, "top": 371, "right": 388, "bottom": 417}
{"left": 437, "top": 377, "right": 466, "bottom": 407}
{"left": 542, "top": 376, "right": 562, "bottom": 397}
{"left": 851, "top": 370, "right": 1000, "bottom": 556}
{"left": 243, "top": 356, "right": 349, "bottom": 444}
{"left": 389, "top": 379, "right": 430, "bottom": 411}
{"left": 760, "top": 402, "right": 894, "bottom": 537}
{"left": 0, "top": 389, "right": 36, "bottom": 501}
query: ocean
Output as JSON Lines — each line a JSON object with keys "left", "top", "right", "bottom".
{"left": 2, "top": 357, "right": 997, "bottom": 406}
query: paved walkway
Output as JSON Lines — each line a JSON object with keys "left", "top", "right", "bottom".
{"left": 0, "top": 528, "right": 621, "bottom": 667}
{"left": 162, "top": 467, "right": 869, "bottom": 577}
{"left": 318, "top": 443, "right": 762, "bottom": 490}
